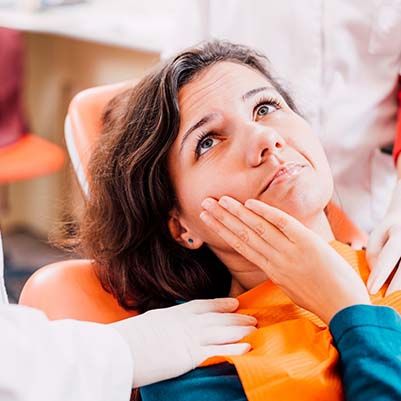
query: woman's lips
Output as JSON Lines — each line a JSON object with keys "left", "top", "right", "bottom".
{"left": 261, "top": 163, "right": 306, "bottom": 194}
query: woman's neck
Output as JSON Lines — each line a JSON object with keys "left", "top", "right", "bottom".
{"left": 212, "top": 211, "right": 335, "bottom": 296}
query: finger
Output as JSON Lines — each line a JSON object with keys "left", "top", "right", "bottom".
{"left": 184, "top": 298, "right": 239, "bottom": 314}
{"left": 385, "top": 259, "right": 401, "bottom": 296}
{"left": 366, "top": 225, "right": 388, "bottom": 271}
{"left": 201, "top": 342, "right": 252, "bottom": 363}
{"left": 202, "top": 312, "right": 257, "bottom": 327}
{"left": 200, "top": 210, "right": 274, "bottom": 274}
{"left": 202, "top": 198, "right": 278, "bottom": 253}
{"left": 367, "top": 236, "right": 401, "bottom": 294}
{"left": 244, "top": 199, "right": 308, "bottom": 243}
{"left": 350, "top": 240, "right": 367, "bottom": 250}
{"left": 217, "top": 196, "right": 290, "bottom": 253}
{"left": 201, "top": 325, "right": 257, "bottom": 346}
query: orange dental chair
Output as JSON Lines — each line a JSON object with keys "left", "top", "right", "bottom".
{"left": 18, "top": 82, "right": 368, "bottom": 323}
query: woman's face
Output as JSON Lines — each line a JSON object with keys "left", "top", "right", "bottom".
{"left": 167, "top": 61, "right": 333, "bottom": 251}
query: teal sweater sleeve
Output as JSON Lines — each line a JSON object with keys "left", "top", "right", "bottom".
{"left": 329, "top": 304, "right": 401, "bottom": 401}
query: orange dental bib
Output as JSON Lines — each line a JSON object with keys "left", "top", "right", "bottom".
{"left": 201, "top": 241, "right": 401, "bottom": 401}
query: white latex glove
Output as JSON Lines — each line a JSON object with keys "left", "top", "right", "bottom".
{"left": 111, "top": 298, "right": 256, "bottom": 388}
{"left": 367, "top": 179, "right": 401, "bottom": 295}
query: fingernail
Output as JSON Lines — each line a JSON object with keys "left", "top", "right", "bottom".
{"left": 245, "top": 199, "right": 257, "bottom": 208}
{"left": 368, "top": 281, "right": 379, "bottom": 295}
{"left": 223, "top": 297, "right": 238, "bottom": 304}
{"left": 218, "top": 197, "right": 229, "bottom": 208}
{"left": 201, "top": 198, "right": 214, "bottom": 209}
{"left": 199, "top": 211, "right": 209, "bottom": 221}
{"left": 243, "top": 343, "right": 252, "bottom": 352}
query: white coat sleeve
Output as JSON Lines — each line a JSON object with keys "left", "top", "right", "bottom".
{"left": 0, "top": 304, "right": 133, "bottom": 401}
{"left": 0, "top": 232, "right": 9, "bottom": 304}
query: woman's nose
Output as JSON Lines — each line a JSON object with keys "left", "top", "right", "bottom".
{"left": 245, "top": 125, "right": 286, "bottom": 167}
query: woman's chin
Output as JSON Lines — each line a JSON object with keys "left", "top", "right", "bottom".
{"left": 260, "top": 190, "right": 327, "bottom": 223}
{"left": 258, "top": 166, "right": 330, "bottom": 219}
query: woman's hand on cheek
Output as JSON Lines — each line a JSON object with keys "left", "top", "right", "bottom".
{"left": 200, "top": 196, "right": 371, "bottom": 325}
{"left": 367, "top": 179, "right": 401, "bottom": 296}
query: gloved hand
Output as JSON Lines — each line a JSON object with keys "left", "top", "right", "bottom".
{"left": 111, "top": 297, "right": 256, "bottom": 388}
{"left": 367, "top": 179, "right": 401, "bottom": 295}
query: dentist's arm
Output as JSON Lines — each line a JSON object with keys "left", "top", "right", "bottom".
{"left": 366, "top": 85, "right": 401, "bottom": 295}
{"left": 1, "top": 234, "right": 255, "bottom": 400}
{"left": 0, "top": 304, "right": 133, "bottom": 401}
{"left": 1, "top": 233, "right": 131, "bottom": 401}
{"left": 0, "top": 299, "right": 255, "bottom": 401}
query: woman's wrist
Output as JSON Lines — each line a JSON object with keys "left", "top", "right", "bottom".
{"left": 324, "top": 297, "right": 372, "bottom": 326}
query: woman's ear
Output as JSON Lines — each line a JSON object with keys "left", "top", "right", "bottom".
{"left": 168, "top": 209, "right": 203, "bottom": 250}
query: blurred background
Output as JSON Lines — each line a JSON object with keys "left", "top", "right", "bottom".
{"left": 1, "top": 0, "right": 400, "bottom": 303}
{"left": 0, "top": 0, "right": 173, "bottom": 302}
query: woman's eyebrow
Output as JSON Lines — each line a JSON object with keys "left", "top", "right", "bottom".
{"left": 241, "top": 86, "right": 274, "bottom": 101}
{"left": 179, "top": 112, "right": 218, "bottom": 154}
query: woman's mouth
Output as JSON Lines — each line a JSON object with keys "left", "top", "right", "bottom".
{"left": 260, "top": 162, "right": 306, "bottom": 194}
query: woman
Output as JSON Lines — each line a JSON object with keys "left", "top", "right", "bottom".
{"left": 165, "top": 0, "right": 401, "bottom": 294}
{"left": 77, "top": 41, "right": 401, "bottom": 400}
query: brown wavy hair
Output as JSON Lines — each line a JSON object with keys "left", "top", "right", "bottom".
{"left": 76, "top": 40, "right": 300, "bottom": 313}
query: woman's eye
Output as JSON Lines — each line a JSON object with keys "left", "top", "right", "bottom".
{"left": 201, "top": 137, "right": 214, "bottom": 150}
{"left": 255, "top": 103, "right": 278, "bottom": 117}
{"left": 199, "top": 136, "right": 219, "bottom": 156}
{"left": 195, "top": 134, "right": 221, "bottom": 158}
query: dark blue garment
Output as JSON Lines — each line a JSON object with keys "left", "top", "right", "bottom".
{"left": 141, "top": 305, "right": 401, "bottom": 401}
{"left": 140, "top": 362, "right": 246, "bottom": 401}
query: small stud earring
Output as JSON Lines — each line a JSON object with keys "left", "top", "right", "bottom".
{"left": 188, "top": 238, "right": 194, "bottom": 244}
